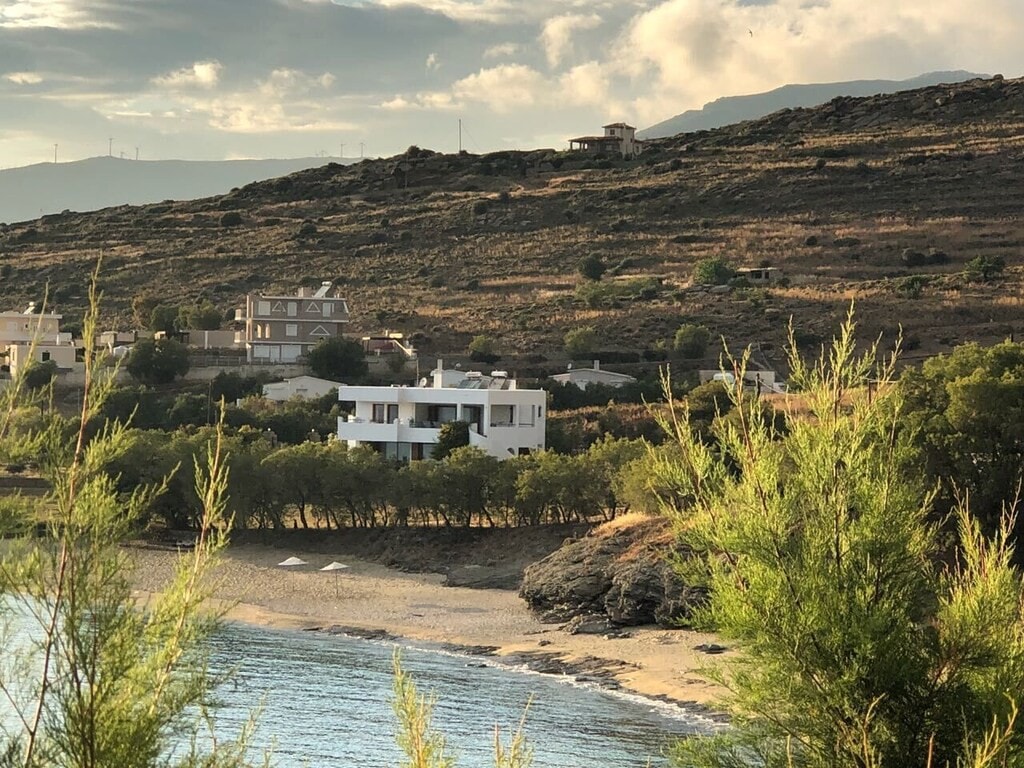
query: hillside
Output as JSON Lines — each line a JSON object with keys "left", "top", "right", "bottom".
{"left": 638, "top": 71, "right": 984, "bottom": 139}
{"left": 0, "top": 156, "right": 353, "bottom": 225}
{"left": 1, "top": 75, "right": 1022, "bottom": 376}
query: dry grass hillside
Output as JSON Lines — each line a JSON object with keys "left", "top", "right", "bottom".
{"left": 2, "top": 75, "right": 1023, "bottom": 375}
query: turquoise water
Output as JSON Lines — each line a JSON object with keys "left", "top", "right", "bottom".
{"left": 206, "top": 623, "right": 708, "bottom": 767}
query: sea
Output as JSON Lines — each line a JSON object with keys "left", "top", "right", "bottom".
{"left": 203, "top": 622, "right": 712, "bottom": 767}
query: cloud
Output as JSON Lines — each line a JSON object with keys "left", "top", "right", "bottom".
{"left": 426, "top": 52, "right": 440, "bottom": 71}
{"left": 257, "top": 68, "right": 335, "bottom": 98}
{"left": 540, "top": 13, "right": 602, "bottom": 68}
{"left": 4, "top": 71, "right": 42, "bottom": 84}
{"left": 0, "top": 1, "right": 117, "bottom": 29}
{"left": 152, "top": 60, "right": 222, "bottom": 90}
{"left": 483, "top": 42, "right": 520, "bottom": 59}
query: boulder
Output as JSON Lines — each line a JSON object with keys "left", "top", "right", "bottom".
{"left": 520, "top": 515, "right": 704, "bottom": 628}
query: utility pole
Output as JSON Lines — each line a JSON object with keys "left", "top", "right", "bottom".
{"left": 339, "top": 142, "right": 344, "bottom": 159}
{"left": 135, "top": 146, "right": 139, "bottom": 161}
{"left": 53, "top": 144, "right": 58, "bottom": 164}
{"left": 458, "top": 118, "right": 462, "bottom": 153}
{"left": 359, "top": 142, "right": 365, "bottom": 158}
{"left": 108, "top": 137, "right": 113, "bottom": 157}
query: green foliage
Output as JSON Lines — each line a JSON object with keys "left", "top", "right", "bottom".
{"left": 178, "top": 301, "right": 222, "bottom": 330}
{"left": 574, "top": 277, "right": 661, "bottom": 308}
{"left": 564, "top": 326, "right": 598, "bottom": 358}
{"left": 432, "top": 421, "right": 470, "bottom": 460}
{"left": 306, "top": 336, "right": 369, "bottom": 381}
{"left": 20, "top": 359, "right": 57, "bottom": 391}
{"left": 148, "top": 303, "right": 179, "bottom": 333}
{"left": 0, "top": 280, "right": 256, "bottom": 768}
{"left": 126, "top": 337, "right": 189, "bottom": 385}
{"left": 964, "top": 254, "right": 1006, "bottom": 282}
{"left": 692, "top": 257, "right": 735, "bottom": 286}
{"left": 468, "top": 334, "right": 500, "bottom": 364}
{"left": 661, "top": 315, "right": 1024, "bottom": 768}
{"left": 900, "top": 339, "right": 1024, "bottom": 533}
{"left": 577, "top": 253, "right": 606, "bottom": 281}
{"left": 673, "top": 324, "right": 711, "bottom": 358}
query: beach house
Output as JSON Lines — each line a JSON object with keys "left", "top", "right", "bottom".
{"left": 337, "top": 363, "right": 546, "bottom": 461}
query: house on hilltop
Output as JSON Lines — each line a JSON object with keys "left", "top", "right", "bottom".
{"left": 337, "top": 361, "right": 545, "bottom": 461}
{"left": 569, "top": 122, "right": 644, "bottom": 158}
{"left": 234, "top": 282, "right": 350, "bottom": 363}
{"left": 550, "top": 360, "right": 637, "bottom": 390}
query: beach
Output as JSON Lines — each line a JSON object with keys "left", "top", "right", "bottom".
{"left": 129, "top": 542, "right": 725, "bottom": 708}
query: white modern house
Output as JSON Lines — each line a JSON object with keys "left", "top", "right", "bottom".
{"left": 337, "top": 363, "right": 546, "bottom": 461}
{"left": 263, "top": 375, "right": 342, "bottom": 402}
{"left": 1, "top": 304, "right": 78, "bottom": 377}
{"left": 550, "top": 360, "right": 637, "bottom": 390}
{"left": 568, "top": 122, "right": 645, "bottom": 158}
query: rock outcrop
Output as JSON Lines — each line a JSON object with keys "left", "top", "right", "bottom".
{"left": 519, "top": 515, "right": 704, "bottom": 628}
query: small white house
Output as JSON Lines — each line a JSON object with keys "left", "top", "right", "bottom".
{"left": 550, "top": 360, "right": 637, "bottom": 390}
{"left": 263, "top": 375, "right": 343, "bottom": 402}
{"left": 699, "top": 369, "right": 785, "bottom": 393}
{"left": 337, "top": 363, "right": 546, "bottom": 461}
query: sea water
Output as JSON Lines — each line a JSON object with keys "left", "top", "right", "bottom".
{"left": 206, "top": 623, "right": 709, "bottom": 767}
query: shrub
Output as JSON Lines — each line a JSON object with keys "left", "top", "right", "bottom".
{"left": 307, "top": 337, "right": 369, "bottom": 381}
{"left": 219, "top": 211, "right": 243, "bottom": 227}
{"left": 468, "top": 335, "right": 499, "bottom": 364}
{"left": 693, "top": 257, "right": 735, "bottom": 286}
{"left": 577, "top": 254, "right": 606, "bottom": 281}
{"left": 472, "top": 200, "right": 489, "bottom": 216}
{"left": 564, "top": 326, "right": 598, "bottom": 357}
{"left": 963, "top": 254, "right": 1005, "bottom": 282}
{"left": 126, "top": 338, "right": 190, "bottom": 386}
{"left": 673, "top": 324, "right": 711, "bottom": 358}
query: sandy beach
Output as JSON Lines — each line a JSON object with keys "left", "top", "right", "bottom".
{"left": 129, "top": 542, "right": 726, "bottom": 708}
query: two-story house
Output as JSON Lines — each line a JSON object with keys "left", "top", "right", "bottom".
{"left": 568, "top": 122, "right": 644, "bottom": 158}
{"left": 337, "top": 363, "right": 546, "bottom": 461}
{"left": 235, "top": 282, "right": 350, "bottom": 363}
{"left": 1, "top": 304, "right": 77, "bottom": 376}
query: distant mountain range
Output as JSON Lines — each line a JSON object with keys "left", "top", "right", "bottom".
{"left": 639, "top": 71, "right": 986, "bottom": 139}
{"left": 0, "top": 156, "right": 354, "bottom": 224}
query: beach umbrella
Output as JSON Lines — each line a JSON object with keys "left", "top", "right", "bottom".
{"left": 277, "top": 556, "right": 308, "bottom": 567}
{"left": 320, "top": 561, "right": 350, "bottom": 597}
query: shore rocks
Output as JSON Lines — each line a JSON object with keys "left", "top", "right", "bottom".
{"left": 519, "top": 515, "right": 705, "bottom": 628}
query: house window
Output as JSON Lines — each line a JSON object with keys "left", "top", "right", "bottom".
{"left": 372, "top": 404, "right": 386, "bottom": 423}
{"left": 41, "top": 351, "right": 50, "bottom": 361}
{"left": 285, "top": 324, "right": 298, "bottom": 337}
{"left": 322, "top": 302, "right": 333, "bottom": 317}
{"left": 257, "top": 301, "right": 271, "bottom": 315}
{"left": 287, "top": 302, "right": 297, "bottom": 317}
{"left": 264, "top": 324, "right": 272, "bottom": 339}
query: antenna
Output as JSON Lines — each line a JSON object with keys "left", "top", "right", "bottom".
{"left": 53, "top": 144, "right": 58, "bottom": 164}
{"left": 458, "top": 118, "right": 462, "bottom": 153}
{"left": 359, "top": 142, "right": 365, "bottom": 158}
{"left": 135, "top": 146, "right": 139, "bottom": 161}
{"left": 340, "top": 142, "right": 344, "bottom": 159}
{"left": 108, "top": 137, "right": 113, "bottom": 157}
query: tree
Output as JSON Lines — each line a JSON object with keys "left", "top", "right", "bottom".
{"left": 673, "top": 323, "right": 711, "bottom": 358}
{"left": 126, "top": 337, "right": 190, "bottom": 386}
{"left": 0, "top": 285, "right": 254, "bottom": 767}
{"left": 148, "top": 304, "right": 179, "bottom": 334}
{"left": 661, "top": 317, "right": 1024, "bottom": 768}
{"left": 306, "top": 336, "right": 368, "bottom": 381}
{"left": 692, "top": 257, "right": 735, "bottom": 285}
{"left": 564, "top": 326, "right": 598, "bottom": 358}
{"left": 20, "top": 359, "right": 57, "bottom": 391}
{"left": 468, "top": 335, "right": 500, "bottom": 364}
{"left": 432, "top": 420, "right": 470, "bottom": 460}
{"left": 178, "top": 301, "right": 222, "bottom": 330}
{"left": 900, "top": 339, "right": 1024, "bottom": 534}
{"left": 577, "top": 254, "right": 606, "bottom": 281}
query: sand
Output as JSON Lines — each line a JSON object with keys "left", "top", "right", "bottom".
{"left": 129, "top": 543, "right": 727, "bottom": 708}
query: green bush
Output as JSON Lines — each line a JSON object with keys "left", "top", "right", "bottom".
{"left": 673, "top": 323, "right": 711, "bottom": 358}
{"left": 126, "top": 338, "right": 190, "bottom": 386}
{"left": 577, "top": 254, "right": 606, "bottom": 281}
{"left": 963, "top": 254, "right": 1005, "bottom": 281}
{"left": 693, "top": 257, "right": 735, "bottom": 286}
{"left": 307, "top": 337, "right": 369, "bottom": 381}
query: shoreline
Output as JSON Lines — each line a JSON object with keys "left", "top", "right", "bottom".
{"left": 129, "top": 542, "right": 728, "bottom": 717}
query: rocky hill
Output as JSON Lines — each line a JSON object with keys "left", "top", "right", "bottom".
{"left": 638, "top": 70, "right": 984, "bottom": 139}
{"left": 1, "top": 75, "right": 1022, "bottom": 374}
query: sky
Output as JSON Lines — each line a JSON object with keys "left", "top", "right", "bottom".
{"left": 0, "top": 0, "right": 1021, "bottom": 168}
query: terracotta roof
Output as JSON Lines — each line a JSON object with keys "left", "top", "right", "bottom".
{"left": 602, "top": 122, "right": 635, "bottom": 129}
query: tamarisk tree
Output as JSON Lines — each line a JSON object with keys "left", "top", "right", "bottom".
{"left": 660, "top": 313, "right": 1024, "bottom": 768}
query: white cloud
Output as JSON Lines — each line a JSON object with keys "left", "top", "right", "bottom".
{"left": 483, "top": 42, "right": 520, "bottom": 59}
{"left": 540, "top": 13, "right": 602, "bottom": 68}
{"left": 0, "top": 1, "right": 116, "bottom": 29}
{"left": 152, "top": 60, "right": 223, "bottom": 90}
{"left": 426, "top": 52, "right": 440, "bottom": 71}
{"left": 452, "top": 64, "right": 548, "bottom": 112}
{"left": 4, "top": 71, "right": 43, "bottom": 85}
{"left": 257, "top": 68, "right": 335, "bottom": 98}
